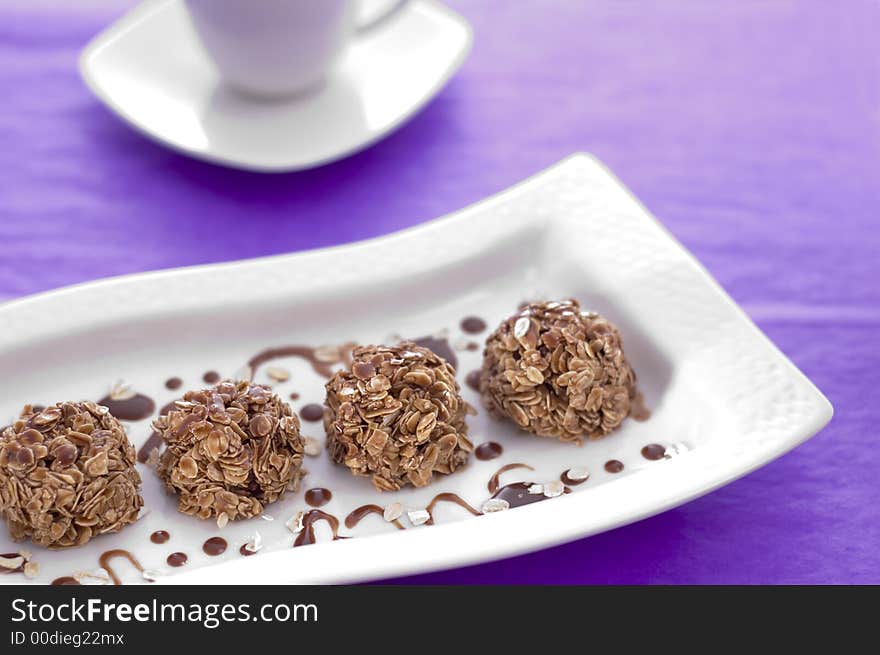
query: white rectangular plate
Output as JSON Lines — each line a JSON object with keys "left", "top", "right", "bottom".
{"left": 0, "top": 154, "right": 832, "bottom": 585}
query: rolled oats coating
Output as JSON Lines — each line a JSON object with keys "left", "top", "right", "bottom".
{"left": 155, "top": 380, "right": 305, "bottom": 521}
{"left": 480, "top": 299, "right": 637, "bottom": 444}
{"left": 325, "top": 342, "right": 474, "bottom": 491}
{"left": 0, "top": 402, "right": 143, "bottom": 549}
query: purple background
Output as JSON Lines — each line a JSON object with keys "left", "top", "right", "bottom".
{"left": 1, "top": 1, "right": 878, "bottom": 583}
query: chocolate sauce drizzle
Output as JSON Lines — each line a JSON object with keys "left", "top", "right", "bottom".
{"left": 52, "top": 576, "right": 80, "bottom": 585}
{"left": 293, "top": 510, "right": 341, "bottom": 547}
{"left": 304, "top": 488, "right": 332, "bottom": 507}
{"left": 488, "top": 463, "right": 534, "bottom": 494}
{"left": 0, "top": 552, "right": 25, "bottom": 574}
{"left": 246, "top": 343, "right": 356, "bottom": 380}
{"left": 475, "top": 441, "right": 503, "bottom": 461}
{"left": 344, "top": 505, "right": 405, "bottom": 531}
{"left": 97, "top": 393, "right": 155, "bottom": 422}
{"left": 99, "top": 549, "right": 145, "bottom": 585}
{"left": 300, "top": 404, "right": 324, "bottom": 422}
{"left": 425, "top": 493, "right": 481, "bottom": 524}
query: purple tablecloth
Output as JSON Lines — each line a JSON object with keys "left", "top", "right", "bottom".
{"left": 1, "top": 1, "right": 878, "bottom": 584}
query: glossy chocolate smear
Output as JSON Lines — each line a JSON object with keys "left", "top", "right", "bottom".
{"left": 97, "top": 393, "right": 155, "bottom": 421}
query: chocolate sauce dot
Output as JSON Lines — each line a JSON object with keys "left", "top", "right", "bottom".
{"left": 150, "top": 530, "right": 170, "bottom": 544}
{"left": 475, "top": 442, "right": 503, "bottom": 461}
{"left": 300, "top": 404, "right": 324, "bottom": 422}
{"left": 165, "top": 377, "right": 183, "bottom": 390}
{"left": 289, "top": 392, "right": 300, "bottom": 401}
{"left": 52, "top": 576, "right": 80, "bottom": 585}
{"left": 203, "top": 371, "right": 221, "bottom": 384}
{"left": 460, "top": 316, "right": 487, "bottom": 334}
{"left": 239, "top": 543, "right": 258, "bottom": 557}
{"left": 465, "top": 370, "right": 482, "bottom": 392}
{"left": 641, "top": 443, "right": 667, "bottom": 460}
{"left": 604, "top": 459, "right": 624, "bottom": 473}
{"left": 166, "top": 552, "right": 188, "bottom": 567}
{"left": 305, "top": 487, "right": 332, "bottom": 507}
{"left": 203, "top": 537, "right": 227, "bottom": 556}
{"left": 465, "top": 342, "right": 480, "bottom": 351}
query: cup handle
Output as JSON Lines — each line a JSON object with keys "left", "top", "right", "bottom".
{"left": 355, "top": 0, "right": 411, "bottom": 34}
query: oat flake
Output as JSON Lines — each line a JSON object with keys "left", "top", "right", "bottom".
{"left": 304, "top": 437, "right": 322, "bottom": 457}
{"left": 266, "top": 366, "right": 290, "bottom": 383}
{"left": 383, "top": 502, "right": 403, "bottom": 522}
{"left": 286, "top": 511, "right": 305, "bottom": 534}
{"left": 245, "top": 531, "right": 263, "bottom": 553}
{"left": 566, "top": 466, "right": 590, "bottom": 481}
{"left": 543, "top": 480, "right": 565, "bottom": 498}
{"left": 407, "top": 509, "right": 430, "bottom": 526}
{"left": 481, "top": 498, "right": 510, "bottom": 513}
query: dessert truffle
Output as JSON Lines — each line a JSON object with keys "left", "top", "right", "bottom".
{"left": 0, "top": 402, "right": 143, "bottom": 549}
{"left": 480, "top": 299, "right": 637, "bottom": 444}
{"left": 325, "top": 342, "right": 473, "bottom": 491}
{"left": 155, "top": 380, "right": 305, "bottom": 521}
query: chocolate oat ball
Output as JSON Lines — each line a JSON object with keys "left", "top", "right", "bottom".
{"left": 0, "top": 402, "right": 143, "bottom": 549}
{"left": 325, "top": 342, "right": 473, "bottom": 491}
{"left": 155, "top": 380, "right": 305, "bottom": 521}
{"left": 480, "top": 299, "right": 637, "bottom": 444}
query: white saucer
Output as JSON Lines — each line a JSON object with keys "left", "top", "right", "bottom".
{"left": 79, "top": 0, "right": 473, "bottom": 172}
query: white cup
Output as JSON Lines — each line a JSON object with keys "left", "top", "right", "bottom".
{"left": 183, "top": 0, "right": 408, "bottom": 99}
